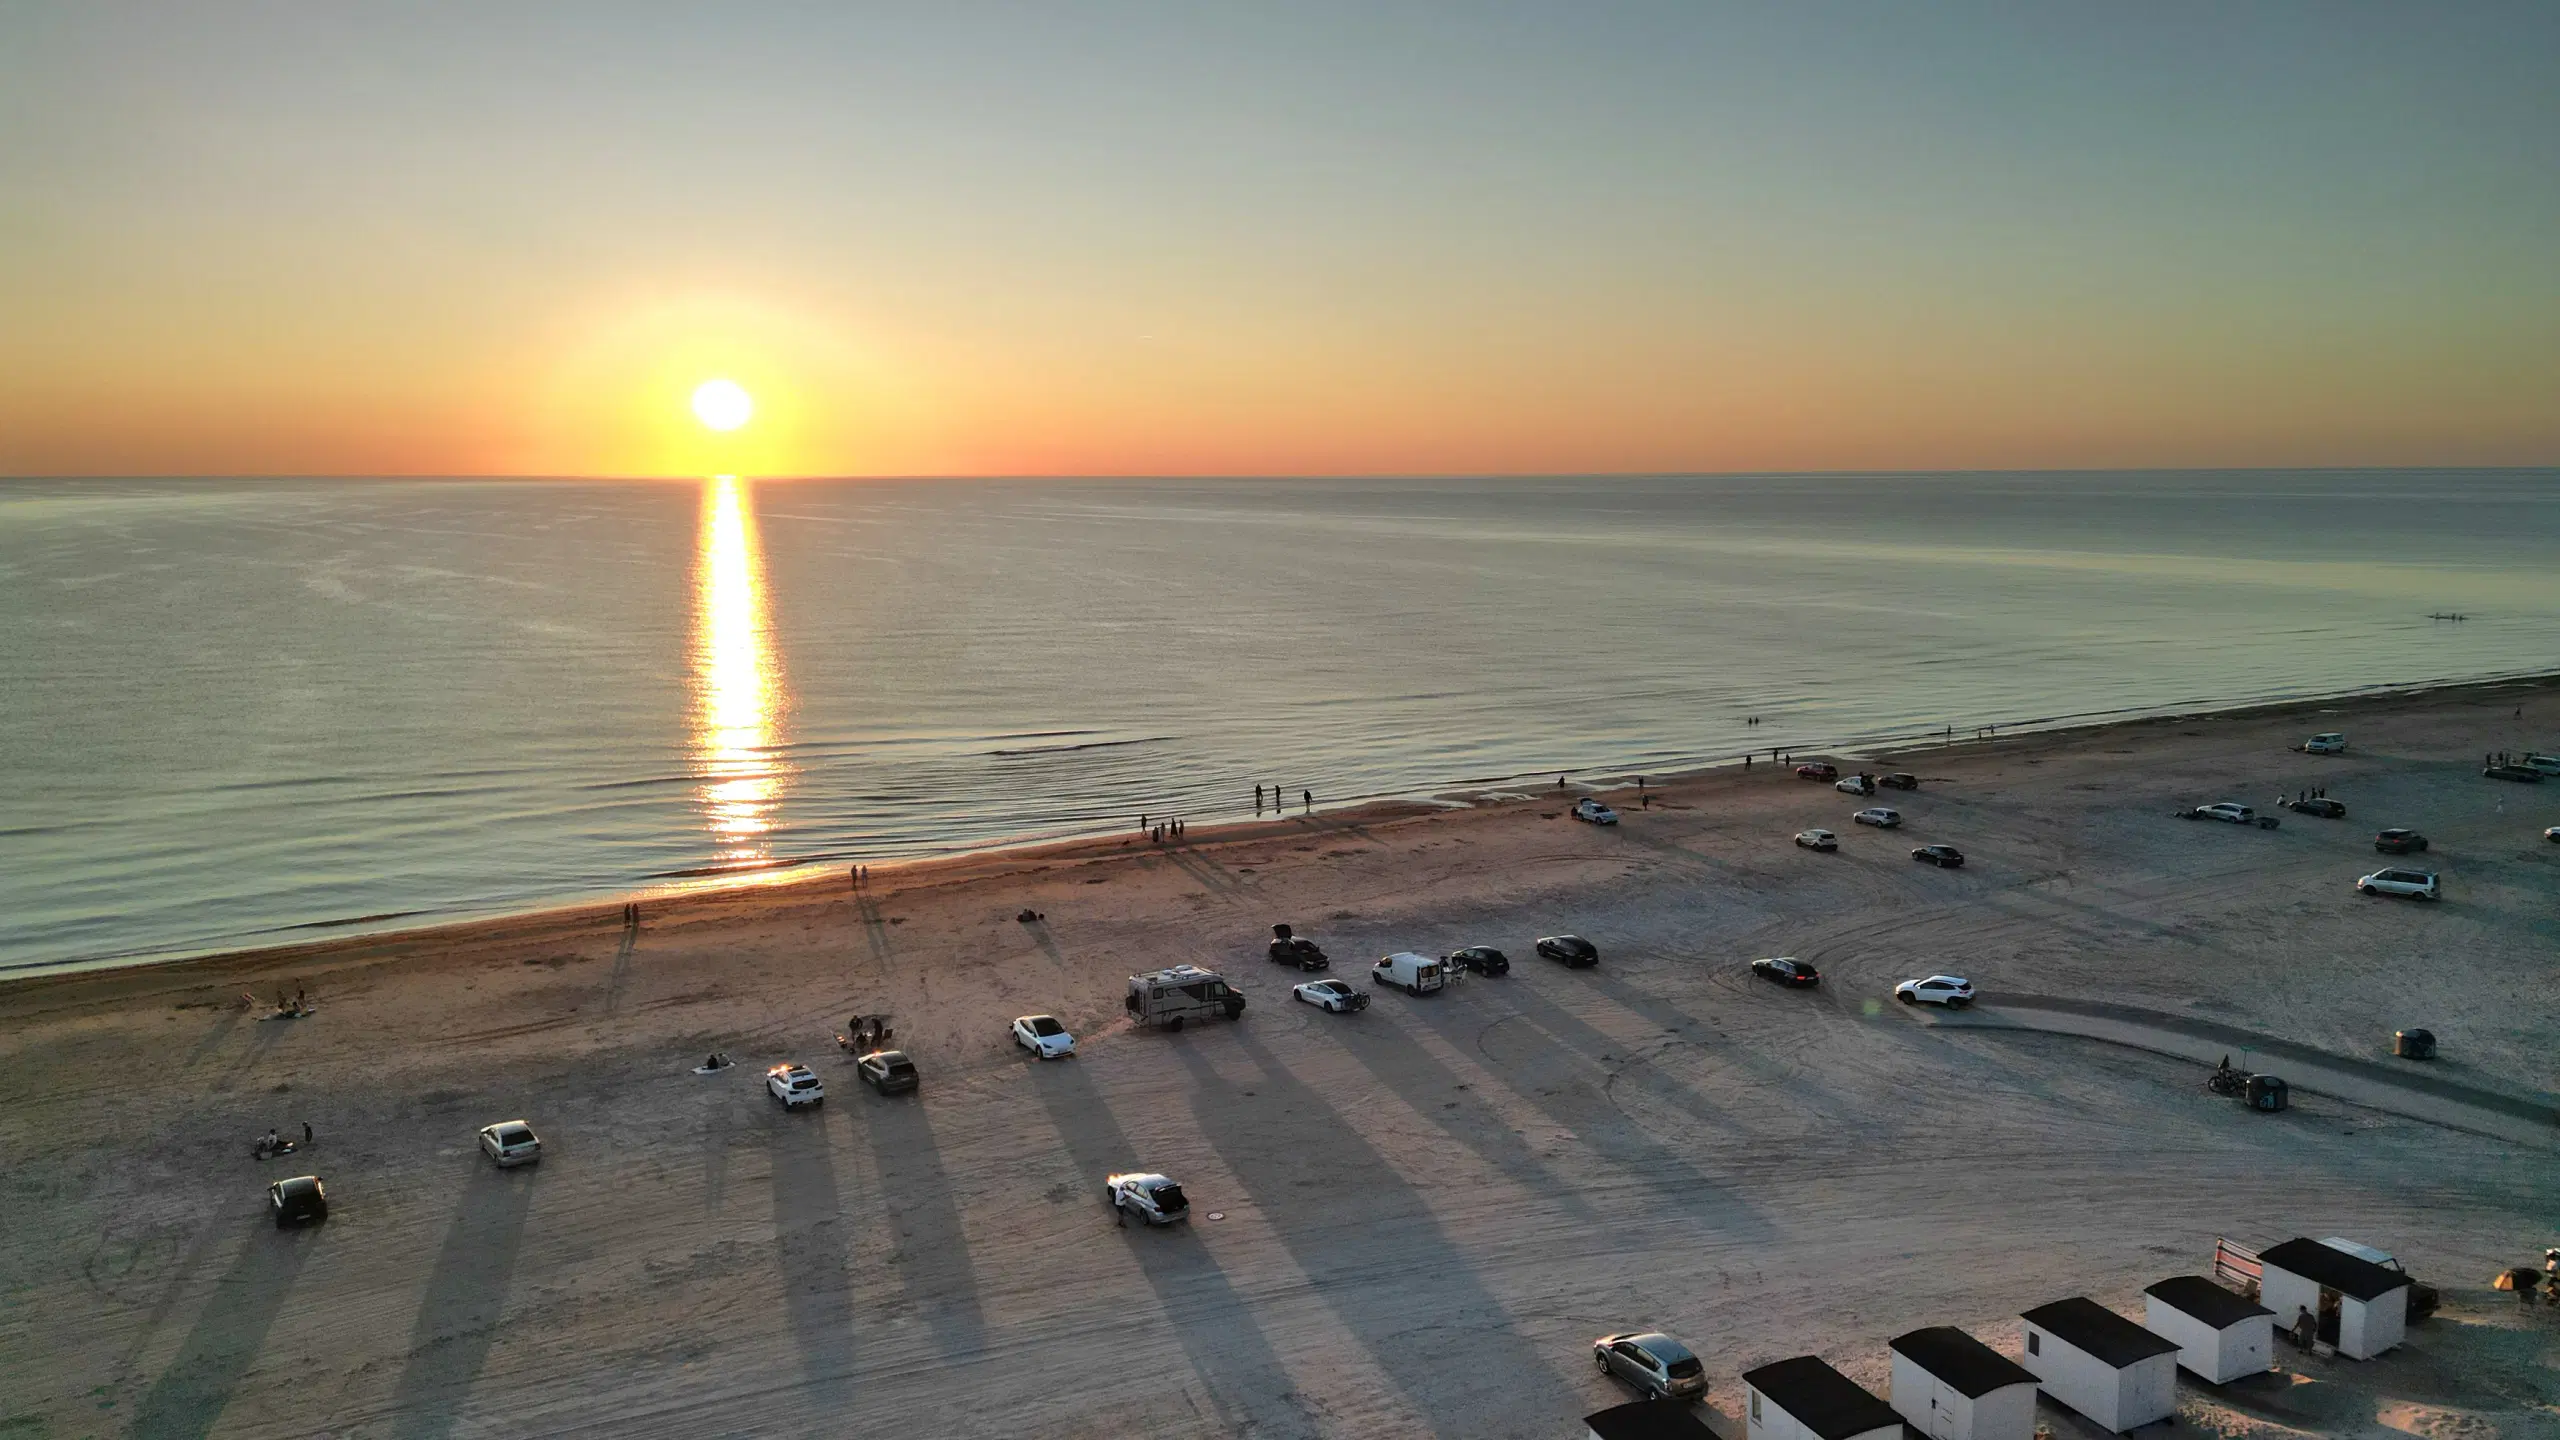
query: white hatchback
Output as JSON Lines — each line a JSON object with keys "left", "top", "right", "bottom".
{"left": 1105, "top": 1171, "right": 1190, "bottom": 1225}
{"left": 1011, "top": 1014, "right": 1076, "bottom": 1058}
{"left": 766, "top": 1063, "right": 824, "bottom": 1108}
{"left": 1852, "top": 807, "right": 1902, "bottom": 828}
{"left": 477, "top": 1120, "right": 541, "bottom": 1167}
{"left": 1573, "top": 797, "right": 1619, "bottom": 825}
{"left": 1895, "top": 975, "right": 1975, "bottom": 1008}
{"left": 1793, "top": 828, "right": 1838, "bottom": 851}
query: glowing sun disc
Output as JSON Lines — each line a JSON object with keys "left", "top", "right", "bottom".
{"left": 691, "top": 379, "right": 754, "bottom": 432}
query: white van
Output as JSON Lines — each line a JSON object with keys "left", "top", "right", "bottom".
{"left": 1370, "top": 951, "right": 1446, "bottom": 994}
{"left": 2304, "top": 732, "right": 2347, "bottom": 754}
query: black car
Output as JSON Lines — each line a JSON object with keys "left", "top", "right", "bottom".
{"left": 2283, "top": 796, "right": 2346, "bottom": 818}
{"left": 2374, "top": 828, "right": 2429, "bottom": 855}
{"left": 1267, "top": 924, "right": 1329, "bottom": 971}
{"left": 1445, "top": 945, "right": 1510, "bottom": 977}
{"left": 1534, "top": 935, "right": 1598, "bottom": 968}
{"left": 2483, "top": 764, "right": 2544, "bottom": 783}
{"left": 270, "top": 1175, "right": 328, "bottom": 1228}
{"left": 1751, "top": 957, "right": 1820, "bottom": 987}
{"left": 1878, "top": 773, "right": 1919, "bottom": 791}
{"left": 1911, "top": 844, "right": 1965, "bottom": 868}
{"left": 856, "top": 1049, "right": 920, "bottom": 1094}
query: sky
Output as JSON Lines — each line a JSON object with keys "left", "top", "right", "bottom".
{"left": 2, "top": 2, "right": 2555, "bottom": 478}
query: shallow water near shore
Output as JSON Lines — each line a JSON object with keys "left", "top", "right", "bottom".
{"left": 4, "top": 468, "right": 2556, "bottom": 973}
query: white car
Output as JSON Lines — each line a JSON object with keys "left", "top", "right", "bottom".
{"left": 1895, "top": 975, "right": 1975, "bottom": 1008}
{"left": 1794, "top": 828, "right": 1838, "bottom": 852}
{"left": 477, "top": 1120, "right": 541, "bottom": 1167}
{"left": 1573, "top": 797, "right": 1619, "bottom": 825}
{"left": 2357, "top": 868, "right": 2440, "bottom": 901}
{"left": 1293, "top": 978, "right": 1370, "bottom": 1012}
{"left": 766, "top": 1063, "right": 824, "bottom": 1108}
{"left": 1835, "top": 775, "right": 1876, "bottom": 796}
{"left": 1852, "top": 807, "right": 1901, "bottom": 828}
{"left": 1011, "top": 1014, "right": 1076, "bottom": 1058}
{"left": 2186, "top": 802, "right": 2278, "bottom": 829}
{"left": 2304, "top": 733, "right": 2348, "bottom": 754}
{"left": 1105, "top": 1171, "right": 1190, "bottom": 1225}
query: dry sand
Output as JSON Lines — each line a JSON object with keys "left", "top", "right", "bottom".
{"left": 4, "top": 678, "right": 2557, "bottom": 1439}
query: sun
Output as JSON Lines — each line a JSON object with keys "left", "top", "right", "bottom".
{"left": 690, "top": 378, "right": 754, "bottom": 432}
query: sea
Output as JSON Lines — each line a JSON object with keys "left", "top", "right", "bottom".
{"left": 4, "top": 470, "right": 2556, "bottom": 975}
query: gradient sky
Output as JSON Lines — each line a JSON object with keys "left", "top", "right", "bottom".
{"left": 3, "top": 2, "right": 2555, "bottom": 477}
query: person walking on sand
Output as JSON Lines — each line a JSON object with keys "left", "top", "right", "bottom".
{"left": 302, "top": 1121, "right": 312, "bottom": 1148}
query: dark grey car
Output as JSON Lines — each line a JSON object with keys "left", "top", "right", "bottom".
{"left": 1594, "top": 1331, "right": 1706, "bottom": 1402}
{"left": 857, "top": 1049, "right": 920, "bottom": 1094}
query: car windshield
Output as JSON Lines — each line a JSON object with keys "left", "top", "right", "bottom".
{"left": 1318, "top": 982, "right": 1346, "bottom": 995}
{"left": 1029, "top": 1017, "right": 1064, "bottom": 1036}
{"left": 1149, "top": 1183, "right": 1188, "bottom": 1211}
{"left": 886, "top": 1059, "right": 916, "bottom": 1075}
{"left": 498, "top": 1125, "right": 531, "bottom": 1143}
{"left": 1666, "top": 1358, "right": 1705, "bottom": 1379}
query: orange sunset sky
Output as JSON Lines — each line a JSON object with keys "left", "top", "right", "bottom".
{"left": 3, "top": 4, "right": 2555, "bottom": 478}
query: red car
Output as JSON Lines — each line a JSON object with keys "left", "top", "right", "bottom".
{"left": 1794, "top": 762, "right": 1838, "bottom": 781}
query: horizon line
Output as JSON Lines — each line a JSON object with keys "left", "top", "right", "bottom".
{"left": 6, "top": 463, "right": 2557, "bottom": 485}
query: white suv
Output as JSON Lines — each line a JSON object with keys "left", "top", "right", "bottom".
{"left": 2304, "top": 733, "right": 2347, "bottom": 754}
{"left": 2357, "top": 868, "right": 2440, "bottom": 901}
{"left": 766, "top": 1063, "right": 824, "bottom": 1107}
{"left": 1895, "top": 975, "right": 1975, "bottom": 1008}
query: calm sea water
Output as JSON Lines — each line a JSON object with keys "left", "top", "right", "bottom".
{"left": 4, "top": 471, "right": 2556, "bottom": 974}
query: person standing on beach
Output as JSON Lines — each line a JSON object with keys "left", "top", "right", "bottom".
{"left": 1254, "top": 784, "right": 1263, "bottom": 809}
{"left": 1302, "top": 789, "right": 1312, "bottom": 811}
{"left": 302, "top": 1121, "right": 313, "bottom": 1147}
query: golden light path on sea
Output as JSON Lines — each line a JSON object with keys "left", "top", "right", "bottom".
{"left": 689, "top": 475, "right": 788, "bottom": 860}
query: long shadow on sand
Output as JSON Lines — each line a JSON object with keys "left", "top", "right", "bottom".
{"left": 1032, "top": 1059, "right": 1313, "bottom": 1437}
{"left": 386, "top": 1162, "right": 539, "bottom": 1440}
{"left": 766, "top": 1102, "right": 857, "bottom": 1408}
{"left": 1399, "top": 980, "right": 1774, "bottom": 1245}
{"left": 861, "top": 1096, "right": 988, "bottom": 1358}
{"left": 1178, "top": 1033, "right": 1587, "bottom": 1436}
{"left": 128, "top": 1225, "right": 315, "bottom": 1440}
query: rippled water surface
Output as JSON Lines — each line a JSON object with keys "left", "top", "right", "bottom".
{"left": 4, "top": 470, "right": 2556, "bottom": 972}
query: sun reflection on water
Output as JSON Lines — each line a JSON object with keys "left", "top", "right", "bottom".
{"left": 690, "top": 475, "right": 788, "bottom": 861}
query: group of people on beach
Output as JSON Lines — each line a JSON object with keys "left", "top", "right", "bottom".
{"left": 1250, "top": 786, "right": 1312, "bottom": 814}
{"left": 1140, "top": 814, "right": 1189, "bottom": 842}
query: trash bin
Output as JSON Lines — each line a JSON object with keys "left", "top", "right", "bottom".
{"left": 2394, "top": 1028, "right": 2437, "bottom": 1060}
{"left": 2245, "top": 1074, "right": 2289, "bottom": 1111}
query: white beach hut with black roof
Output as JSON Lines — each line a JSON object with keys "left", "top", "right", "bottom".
{"left": 1741, "top": 1356, "right": 1901, "bottom": 1440}
{"left": 1888, "top": 1326, "right": 2037, "bottom": 1440}
{"left": 2143, "top": 1276, "right": 2273, "bottom": 1383}
{"left": 2255, "top": 1237, "right": 2407, "bottom": 1360}
{"left": 2019, "top": 1297, "right": 2180, "bottom": 1433}
{"left": 1584, "top": 1396, "right": 1719, "bottom": 1440}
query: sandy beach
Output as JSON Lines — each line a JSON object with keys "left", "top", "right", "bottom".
{"left": 4, "top": 676, "right": 2557, "bottom": 1439}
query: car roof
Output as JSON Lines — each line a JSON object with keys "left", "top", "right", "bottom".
{"left": 1923, "top": 974, "right": 1969, "bottom": 985}
{"left": 276, "top": 1175, "right": 322, "bottom": 1193}
{"left": 1617, "top": 1332, "right": 1695, "bottom": 1361}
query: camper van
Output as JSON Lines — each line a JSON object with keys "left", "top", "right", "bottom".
{"left": 1124, "top": 965, "right": 1247, "bottom": 1031}
{"left": 1370, "top": 951, "right": 1446, "bottom": 995}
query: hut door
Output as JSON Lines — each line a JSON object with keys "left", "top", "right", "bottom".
{"left": 2316, "top": 1288, "right": 2341, "bottom": 1345}
{"left": 1928, "top": 1383, "right": 1958, "bottom": 1440}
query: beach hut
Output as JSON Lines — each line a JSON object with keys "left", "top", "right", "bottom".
{"left": 1583, "top": 1396, "right": 1718, "bottom": 1440}
{"left": 1741, "top": 1356, "right": 1901, "bottom": 1440}
{"left": 2142, "top": 1276, "right": 2273, "bottom": 1383}
{"left": 2255, "top": 1237, "right": 2408, "bottom": 1360}
{"left": 2019, "top": 1297, "right": 2180, "bottom": 1433}
{"left": 1889, "top": 1326, "right": 2038, "bottom": 1440}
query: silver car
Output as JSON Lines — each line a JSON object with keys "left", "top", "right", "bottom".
{"left": 477, "top": 1120, "right": 541, "bottom": 1167}
{"left": 1594, "top": 1331, "right": 1707, "bottom": 1402}
{"left": 2357, "top": 868, "right": 2440, "bottom": 901}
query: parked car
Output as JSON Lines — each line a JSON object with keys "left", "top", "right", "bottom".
{"left": 477, "top": 1120, "right": 541, "bottom": 1167}
{"left": 1572, "top": 797, "right": 1619, "bottom": 825}
{"left": 1895, "top": 975, "right": 1975, "bottom": 1007}
{"left": 2182, "top": 802, "right": 2278, "bottom": 829}
{"left": 1445, "top": 945, "right": 1510, "bottom": 976}
{"left": 1267, "top": 924, "right": 1330, "bottom": 970}
{"left": 1293, "top": 978, "right": 1369, "bottom": 1012}
{"left": 1593, "top": 1332, "right": 1708, "bottom": 1403}
{"left": 1371, "top": 951, "right": 1447, "bottom": 994}
{"left": 2304, "top": 732, "right": 2348, "bottom": 754}
{"left": 2483, "top": 763, "right": 2544, "bottom": 783}
{"left": 270, "top": 1175, "right": 328, "bottom": 1228}
{"left": 1534, "top": 934, "right": 1598, "bottom": 968}
{"left": 1105, "top": 1171, "right": 1189, "bottom": 1225}
{"left": 766, "top": 1063, "right": 824, "bottom": 1108}
{"left": 2373, "top": 828, "right": 2429, "bottom": 855}
{"left": 1011, "top": 1014, "right": 1076, "bottom": 1058}
{"left": 2358, "top": 868, "right": 2440, "bottom": 901}
{"left": 2546, "top": 825, "right": 2560, "bottom": 844}
{"left": 1852, "top": 807, "right": 1901, "bottom": 828}
{"left": 856, "top": 1049, "right": 920, "bottom": 1094}
{"left": 2281, "top": 796, "right": 2347, "bottom": 818}
{"left": 1835, "top": 774, "right": 1876, "bottom": 796}
{"left": 1794, "top": 762, "right": 1838, "bottom": 781}
{"left": 1751, "top": 957, "right": 1820, "bottom": 988}
{"left": 1793, "top": 828, "right": 1838, "bottom": 852}
{"left": 1879, "top": 773, "right": 1919, "bottom": 791}
{"left": 1911, "top": 844, "right": 1965, "bottom": 867}
{"left": 1126, "top": 965, "right": 1248, "bottom": 1030}
{"left": 2524, "top": 753, "right": 2560, "bottom": 777}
